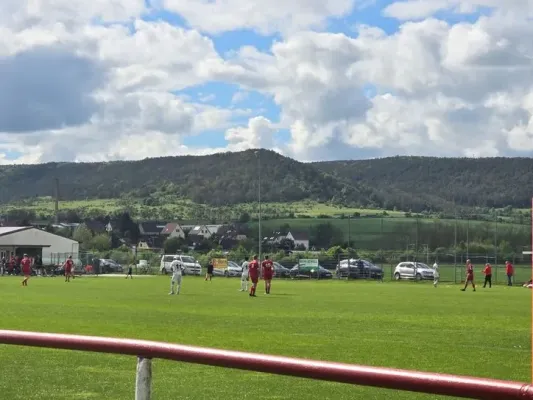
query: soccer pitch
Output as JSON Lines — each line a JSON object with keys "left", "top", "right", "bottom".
{"left": 0, "top": 276, "right": 530, "bottom": 400}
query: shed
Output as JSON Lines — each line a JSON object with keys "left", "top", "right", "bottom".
{"left": 0, "top": 227, "right": 79, "bottom": 265}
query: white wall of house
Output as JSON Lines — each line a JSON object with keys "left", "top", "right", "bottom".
{"left": 191, "top": 225, "right": 213, "bottom": 239}
{"left": 0, "top": 227, "right": 79, "bottom": 264}
{"left": 169, "top": 226, "right": 185, "bottom": 239}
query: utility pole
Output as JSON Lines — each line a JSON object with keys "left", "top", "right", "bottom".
{"left": 255, "top": 150, "right": 262, "bottom": 262}
{"left": 348, "top": 216, "right": 351, "bottom": 249}
{"left": 54, "top": 178, "right": 60, "bottom": 224}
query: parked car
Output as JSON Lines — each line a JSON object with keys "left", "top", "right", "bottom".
{"left": 99, "top": 259, "right": 123, "bottom": 274}
{"left": 393, "top": 262, "right": 435, "bottom": 281}
{"left": 336, "top": 259, "right": 384, "bottom": 280}
{"left": 213, "top": 261, "right": 243, "bottom": 277}
{"left": 160, "top": 255, "right": 202, "bottom": 276}
{"left": 226, "top": 261, "right": 243, "bottom": 277}
{"left": 273, "top": 262, "right": 291, "bottom": 278}
{"left": 290, "top": 264, "right": 333, "bottom": 279}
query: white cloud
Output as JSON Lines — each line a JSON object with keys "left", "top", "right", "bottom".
{"left": 383, "top": 0, "right": 533, "bottom": 21}
{"left": 210, "top": 10, "right": 533, "bottom": 159}
{"left": 159, "top": 0, "right": 356, "bottom": 35}
{"left": 225, "top": 116, "right": 277, "bottom": 151}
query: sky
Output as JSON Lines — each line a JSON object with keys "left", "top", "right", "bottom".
{"left": 0, "top": 0, "right": 533, "bottom": 164}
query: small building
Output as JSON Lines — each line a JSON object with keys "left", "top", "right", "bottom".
{"left": 161, "top": 223, "right": 186, "bottom": 239}
{"left": 0, "top": 226, "right": 79, "bottom": 265}
{"left": 189, "top": 225, "right": 216, "bottom": 239}
{"left": 286, "top": 231, "right": 310, "bottom": 250}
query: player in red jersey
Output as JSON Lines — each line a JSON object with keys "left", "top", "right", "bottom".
{"left": 64, "top": 255, "right": 74, "bottom": 282}
{"left": 248, "top": 255, "right": 259, "bottom": 297}
{"left": 21, "top": 254, "right": 32, "bottom": 286}
{"left": 262, "top": 255, "right": 274, "bottom": 294}
{"left": 461, "top": 259, "right": 476, "bottom": 292}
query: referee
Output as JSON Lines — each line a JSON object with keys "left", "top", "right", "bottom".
{"left": 205, "top": 260, "right": 214, "bottom": 281}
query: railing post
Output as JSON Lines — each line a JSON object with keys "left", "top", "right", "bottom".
{"left": 135, "top": 357, "right": 152, "bottom": 400}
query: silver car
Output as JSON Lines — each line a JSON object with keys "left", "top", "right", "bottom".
{"left": 213, "top": 261, "right": 242, "bottom": 277}
{"left": 393, "top": 262, "right": 435, "bottom": 281}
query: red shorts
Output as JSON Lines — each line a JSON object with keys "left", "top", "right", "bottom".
{"left": 22, "top": 268, "right": 31, "bottom": 276}
{"left": 250, "top": 275, "right": 258, "bottom": 284}
{"left": 466, "top": 274, "right": 474, "bottom": 281}
{"left": 263, "top": 274, "right": 273, "bottom": 281}
{"left": 65, "top": 268, "right": 72, "bottom": 275}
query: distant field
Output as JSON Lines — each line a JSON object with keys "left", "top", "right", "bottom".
{"left": 0, "top": 276, "right": 529, "bottom": 400}
{"left": 252, "top": 217, "right": 529, "bottom": 249}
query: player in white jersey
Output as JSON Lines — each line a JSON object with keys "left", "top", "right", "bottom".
{"left": 169, "top": 257, "right": 184, "bottom": 295}
{"left": 433, "top": 261, "right": 439, "bottom": 287}
{"left": 240, "top": 257, "right": 249, "bottom": 292}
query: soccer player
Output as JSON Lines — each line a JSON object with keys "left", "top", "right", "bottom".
{"left": 205, "top": 260, "right": 214, "bottom": 281}
{"left": 432, "top": 261, "right": 439, "bottom": 287}
{"left": 262, "top": 255, "right": 274, "bottom": 294}
{"left": 248, "top": 255, "right": 259, "bottom": 297}
{"left": 461, "top": 259, "right": 476, "bottom": 292}
{"left": 240, "top": 257, "right": 249, "bottom": 292}
{"left": 126, "top": 265, "right": 133, "bottom": 279}
{"left": 483, "top": 263, "right": 492, "bottom": 288}
{"left": 64, "top": 255, "right": 74, "bottom": 282}
{"left": 169, "top": 256, "right": 184, "bottom": 295}
{"left": 21, "top": 254, "right": 32, "bottom": 286}
{"left": 505, "top": 260, "right": 514, "bottom": 286}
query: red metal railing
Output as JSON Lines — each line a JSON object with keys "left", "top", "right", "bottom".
{"left": 0, "top": 329, "right": 531, "bottom": 399}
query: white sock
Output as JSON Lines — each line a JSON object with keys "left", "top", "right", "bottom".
{"left": 170, "top": 281, "right": 174, "bottom": 293}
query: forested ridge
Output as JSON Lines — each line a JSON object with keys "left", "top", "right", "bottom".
{"left": 315, "top": 156, "right": 533, "bottom": 210}
{"left": 0, "top": 150, "right": 531, "bottom": 212}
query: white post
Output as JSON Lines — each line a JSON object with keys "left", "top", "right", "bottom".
{"left": 135, "top": 357, "right": 152, "bottom": 400}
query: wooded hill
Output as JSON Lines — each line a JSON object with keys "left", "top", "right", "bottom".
{"left": 0, "top": 150, "right": 531, "bottom": 212}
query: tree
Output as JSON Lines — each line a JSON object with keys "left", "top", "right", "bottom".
{"left": 238, "top": 212, "right": 251, "bottom": 223}
{"left": 91, "top": 234, "right": 111, "bottom": 252}
{"left": 116, "top": 212, "right": 139, "bottom": 243}
{"left": 277, "top": 238, "right": 295, "bottom": 251}
{"left": 73, "top": 225, "right": 94, "bottom": 249}
{"left": 164, "top": 237, "right": 183, "bottom": 254}
{"left": 310, "top": 223, "right": 344, "bottom": 248}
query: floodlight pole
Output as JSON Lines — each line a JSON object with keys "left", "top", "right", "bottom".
{"left": 255, "top": 150, "right": 262, "bottom": 263}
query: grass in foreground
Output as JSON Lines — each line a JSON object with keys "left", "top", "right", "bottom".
{"left": 0, "top": 276, "right": 530, "bottom": 400}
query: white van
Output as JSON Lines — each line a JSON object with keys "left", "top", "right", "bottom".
{"left": 160, "top": 255, "right": 202, "bottom": 276}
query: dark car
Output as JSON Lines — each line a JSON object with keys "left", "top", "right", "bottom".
{"left": 99, "top": 259, "right": 123, "bottom": 274}
{"left": 336, "top": 259, "right": 384, "bottom": 280}
{"left": 289, "top": 265, "right": 333, "bottom": 279}
{"left": 273, "top": 262, "right": 291, "bottom": 278}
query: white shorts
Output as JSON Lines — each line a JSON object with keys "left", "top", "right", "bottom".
{"left": 241, "top": 274, "right": 248, "bottom": 281}
{"left": 172, "top": 275, "right": 182, "bottom": 283}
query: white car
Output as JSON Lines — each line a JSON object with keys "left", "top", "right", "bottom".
{"left": 160, "top": 255, "right": 202, "bottom": 276}
{"left": 393, "top": 262, "right": 435, "bottom": 281}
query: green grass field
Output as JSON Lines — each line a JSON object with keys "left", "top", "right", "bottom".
{"left": 0, "top": 276, "right": 530, "bottom": 399}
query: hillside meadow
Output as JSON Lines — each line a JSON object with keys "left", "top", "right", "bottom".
{"left": 0, "top": 197, "right": 406, "bottom": 220}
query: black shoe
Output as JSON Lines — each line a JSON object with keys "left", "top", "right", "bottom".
{"left": 460, "top": 288, "right": 465, "bottom": 291}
